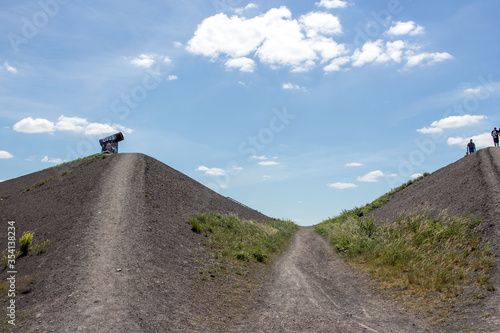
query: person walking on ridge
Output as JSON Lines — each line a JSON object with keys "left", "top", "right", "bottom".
{"left": 467, "top": 139, "right": 476, "bottom": 155}
{"left": 492, "top": 127, "right": 499, "bottom": 147}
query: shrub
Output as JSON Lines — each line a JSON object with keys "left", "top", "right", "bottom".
{"left": 19, "top": 231, "right": 34, "bottom": 256}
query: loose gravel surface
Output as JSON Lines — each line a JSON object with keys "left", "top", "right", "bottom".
{"left": 234, "top": 227, "right": 432, "bottom": 333}
{"left": 0, "top": 150, "right": 498, "bottom": 332}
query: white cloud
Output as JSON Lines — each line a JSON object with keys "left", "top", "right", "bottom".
{"left": 406, "top": 52, "right": 453, "bottom": 67}
{"left": 386, "top": 40, "right": 406, "bottom": 62}
{"left": 41, "top": 156, "right": 64, "bottom": 163}
{"left": 235, "top": 3, "right": 258, "bottom": 15}
{"left": 13, "top": 117, "right": 55, "bottom": 133}
{"left": 417, "top": 114, "right": 486, "bottom": 133}
{"left": 386, "top": 21, "right": 425, "bottom": 36}
{"left": 299, "top": 12, "right": 342, "bottom": 37}
{"left": 282, "top": 82, "right": 307, "bottom": 91}
{"left": 167, "top": 75, "right": 178, "bottom": 80}
{"left": 196, "top": 165, "right": 226, "bottom": 176}
{"left": 187, "top": 6, "right": 347, "bottom": 73}
{"left": 225, "top": 57, "right": 256, "bottom": 72}
{"left": 324, "top": 56, "right": 350, "bottom": 72}
{"left": 0, "top": 151, "right": 13, "bottom": 159}
{"left": 258, "top": 161, "right": 279, "bottom": 166}
{"left": 130, "top": 54, "right": 157, "bottom": 68}
{"left": 345, "top": 162, "right": 363, "bottom": 167}
{"left": 327, "top": 182, "right": 358, "bottom": 189}
{"left": 357, "top": 170, "right": 384, "bottom": 182}
{"left": 447, "top": 133, "right": 491, "bottom": 148}
{"left": 13, "top": 116, "right": 132, "bottom": 136}
{"left": 351, "top": 40, "right": 385, "bottom": 67}
{"left": 187, "top": 6, "right": 451, "bottom": 73}
{"left": 251, "top": 155, "right": 267, "bottom": 160}
{"left": 4, "top": 62, "right": 17, "bottom": 74}
{"left": 315, "top": 0, "right": 348, "bottom": 9}
{"left": 410, "top": 173, "right": 423, "bottom": 179}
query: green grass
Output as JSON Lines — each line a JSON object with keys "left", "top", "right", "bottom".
{"left": 187, "top": 213, "right": 297, "bottom": 264}
{"left": 19, "top": 231, "right": 34, "bottom": 256}
{"left": 316, "top": 212, "right": 493, "bottom": 299}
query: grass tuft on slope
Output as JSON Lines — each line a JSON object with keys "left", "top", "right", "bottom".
{"left": 187, "top": 213, "right": 297, "bottom": 263}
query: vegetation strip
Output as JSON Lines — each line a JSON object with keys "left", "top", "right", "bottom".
{"left": 316, "top": 176, "right": 493, "bottom": 314}
{"left": 187, "top": 213, "right": 297, "bottom": 264}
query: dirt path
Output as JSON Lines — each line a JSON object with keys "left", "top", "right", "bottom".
{"left": 477, "top": 148, "right": 500, "bottom": 328}
{"left": 68, "top": 153, "right": 146, "bottom": 332}
{"left": 238, "top": 227, "right": 432, "bottom": 333}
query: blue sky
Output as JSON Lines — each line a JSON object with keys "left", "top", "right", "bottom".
{"left": 2, "top": 0, "right": 500, "bottom": 225}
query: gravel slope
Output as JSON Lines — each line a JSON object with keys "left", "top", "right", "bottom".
{"left": 0, "top": 153, "right": 269, "bottom": 332}
{"left": 368, "top": 147, "right": 500, "bottom": 332}
{"left": 1, "top": 150, "right": 498, "bottom": 332}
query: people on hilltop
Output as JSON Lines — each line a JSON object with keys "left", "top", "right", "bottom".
{"left": 492, "top": 127, "right": 499, "bottom": 147}
{"left": 466, "top": 139, "right": 476, "bottom": 155}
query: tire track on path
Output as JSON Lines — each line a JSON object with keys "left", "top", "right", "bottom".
{"left": 241, "top": 227, "right": 431, "bottom": 333}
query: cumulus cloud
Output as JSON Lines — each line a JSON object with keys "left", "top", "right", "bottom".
{"left": 251, "top": 155, "right": 268, "bottom": 160}
{"left": 417, "top": 115, "right": 486, "bottom": 134}
{"left": 13, "top": 117, "right": 55, "bottom": 133}
{"left": 235, "top": 3, "right": 258, "bottom": 15}
{"left": 327, "top": 182, "right": 358, "bottom": 189}
{"left": 196, "top": 166, "right": 226, "bottom": 176}
{"left": 258, "top": 161, "right": 279, "bottom": 166}
{"left": 386, "top": 21, "right": 425, "bottom": 36}
{"left": 167, "top": 75, "right": 178, "bottom": 80}
{"left": 323, "top": 56, "right": 350, "bottom": 72}
{"left": 282, "top": 82, "right": 307, "bottom": 91}
{"left": 187, "top": 6, "right": 347, "bottom": 72}
{"left": 41, "top": 156, "right": 64, "bottom": 163}
{"left": 187, "top": 6, "right": 451, "bottom": 73}
{"left": 129, "top": 54, "right": 170, "bottom": 68}
{"left": 351, "top": 40, "right": 385, "bottom": 67}
{"left": 315, "top": 0, "right": 348, "bottom": 9}
{"left": 447, "top": 132, "right": 491, "bottom": 148}
{"left": 0, "top": 151, "right": 14, "bottom": 159}
{"left": 357, "top": 170, "right": 384, "bottom": 182}
{"left": 13, "top": 115, "right": 132, "bottom": 136}
{"left": 299, "top": 12, "right": 342, "bottom": 37}
{"left": 225, "top": 57, "right": 256, "bottom": 72}
{"left": 406, "top": 52, "right": 453, "bottom": 67}
{"left": 345, "top": 162, "right": 363, "bottom": 167}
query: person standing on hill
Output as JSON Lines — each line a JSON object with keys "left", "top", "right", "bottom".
{"left": 467, "top": 139, "right": 476, "bottom": 154}
{"left": 492, "top": 127, "right": 499, "bottom": 147}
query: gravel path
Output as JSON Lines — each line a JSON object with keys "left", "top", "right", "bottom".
{"left": 238, "top": 227, "right": 431, "bottom": 333}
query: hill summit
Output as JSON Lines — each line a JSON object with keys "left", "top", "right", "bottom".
{"left": 0, "top": 153, "right": 270, "bottom": 332}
